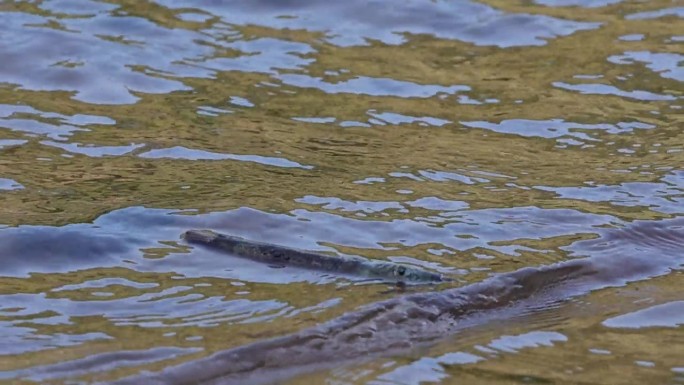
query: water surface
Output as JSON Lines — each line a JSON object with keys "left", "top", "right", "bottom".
{"left": 0, "top": 0, "right": 682, "bottom": 384}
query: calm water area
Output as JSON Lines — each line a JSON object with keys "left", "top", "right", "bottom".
{"left": 0, "top": 0, "right": 682, "bottom": 384}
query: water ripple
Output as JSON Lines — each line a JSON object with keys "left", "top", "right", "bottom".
{"left": 41, "top": 141, "right": 145, "bottom": 157}
{"left": 278, "top": 74, "right": 468, "bottom": 98}
{"left": 0, "top": 0, "right": 682, "bottom": 382}
{"left": 0, "top": 178, "right": 24, "bottom": 191}
{"left": 608, "top": 51, "right": 684, "bottom": 81}
{"left": 534, "top": 0, "right": 623, "bottom": 7}
{"left": 0, "top": 8, "right": 200, "bottom": 104}
{"left": 461, "top": 118, "right": 654, "bottom": 143}
{"left": 536, "top": 171, "right": 684, "bottom": 214}
{"left": 138, "top": 146, "right": 314, "bottom": 169}
{"left": 626, "top": 7, "right": 684, "bottom": 20}
{"left": 552, "top": 82, "right": 678, "bottom": 101}
{"left": 197, "top": 38, "right": 315, "bottom": 76}
{"left": 0, "top": 346, "right": 202, "bottom": 382}
{"left": 153, "top": 0, "right": 600, "bottom": 47}
{"left": 603, "top": 301, "right": 684, "bottom": 329}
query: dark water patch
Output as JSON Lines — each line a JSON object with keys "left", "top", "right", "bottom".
{"left": 153, "top": 0, "right": 601, "bottom": 47}
{"left": 568, "top": 215, "right": 684, "bottom": 256}
{"left": 0, "top": 226, "right": 141, "bottom": 277}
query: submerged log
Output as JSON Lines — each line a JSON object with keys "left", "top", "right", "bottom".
{"left": 183, "top": 229, "right": 446, "bottom": 284}
{"left": 111, "top": 254, "right": 659, "bottom": 385}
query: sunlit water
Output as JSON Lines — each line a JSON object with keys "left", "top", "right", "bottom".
{"left": 0, "top": 0, "right": 682, "bottom": 384}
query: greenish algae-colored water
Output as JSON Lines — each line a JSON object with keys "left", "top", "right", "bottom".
{"left": 0, "top": 0, "right": 682, "bottom": 384}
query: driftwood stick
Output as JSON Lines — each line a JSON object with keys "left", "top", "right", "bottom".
{"left": 183, "top": 229, "right": 446, "bottom": 284}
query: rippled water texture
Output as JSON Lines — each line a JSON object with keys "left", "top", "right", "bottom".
{"left": 0, "top": 0, "right": 682, "bottom": 384}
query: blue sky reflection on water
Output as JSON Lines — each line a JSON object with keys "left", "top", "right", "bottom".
{"left": 153, "top": 0, "right": 602, "bottom": 47}
{"left": 0, "top": 0, "right": 601, "bottom": 105}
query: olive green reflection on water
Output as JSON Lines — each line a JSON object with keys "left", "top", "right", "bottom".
{"left": 0, "top": 80, "right": 681, "bottom": 225}
{"left": 0, "top": 0, "right": 682, "bottom": 383}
